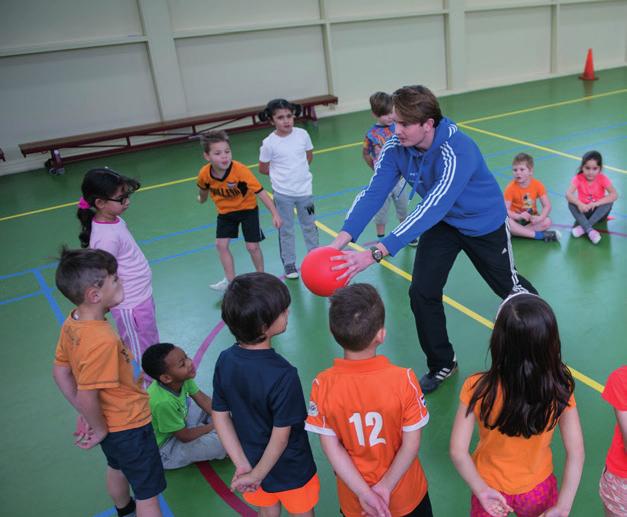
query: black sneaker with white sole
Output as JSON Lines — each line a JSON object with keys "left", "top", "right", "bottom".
{"left": 419, "top": 361, "right": 458, "bottom": 394}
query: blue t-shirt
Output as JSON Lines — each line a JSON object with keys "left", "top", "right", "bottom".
{"left": 212, "top": 344, "right": 316, "bottom": 492}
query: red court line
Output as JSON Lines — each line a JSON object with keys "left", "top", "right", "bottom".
{"left": 196, "top": 462, "right": 256, "bottom": 516}
{"left": 193, "top": 320, "right": 225, "bottom": 368}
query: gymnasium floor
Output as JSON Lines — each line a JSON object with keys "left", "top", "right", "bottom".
{"left": 1, "top": 67, "right": 625, "bottom": 516}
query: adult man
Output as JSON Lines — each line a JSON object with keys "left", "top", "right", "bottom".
{"left": 331, "top": 85, "right": 536, "bottom": 393}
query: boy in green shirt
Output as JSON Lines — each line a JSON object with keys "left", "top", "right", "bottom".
{"left": 142, "top": 343, "right": 226, "bottom": 469}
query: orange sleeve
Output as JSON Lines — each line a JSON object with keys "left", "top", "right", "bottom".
{"left": 535, "top": 179, "right": 547, "bottom": 197}
{"left": 401, "top": 369, "right": 429, "bottom": 431}
{"left": 459, "top": 375, "right": 478, "bottom": 406}
{"left": 76, "top": 338, "right": 121, "bottom": 391}
{"left": 503, "top": 181, "right": 515, "bottom": 202}
{"left": 305, "top": 377, "right": 336, "bottom": 436}
{"left": 239, "top": 163, "right": 263, "bottom": 194}
{"left": 53, "top": 332, "right": 69, "bottom": 366}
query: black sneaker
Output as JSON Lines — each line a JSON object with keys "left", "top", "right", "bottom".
{"left": 543, "top": 230, "right": 561, "bottom": 242}
{"left": 284, "top": 263, "right": 299, "bottom": 279}
{"left": 419, "top": 361, "right": 458, "bottom": 394}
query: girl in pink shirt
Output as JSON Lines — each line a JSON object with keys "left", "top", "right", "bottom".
{"left": 77, "top": 168, "right": 159, "bottom": 364}
{"left": 566, "top": 151, "right": 618, "bottom": 244}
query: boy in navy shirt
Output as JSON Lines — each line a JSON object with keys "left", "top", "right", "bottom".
{"left": 211, "top": 272, "right": 319, "bottom": 516}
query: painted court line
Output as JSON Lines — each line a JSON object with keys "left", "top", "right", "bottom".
{"left": 196, "top": 462, "right": 256, "bottom": 516}
{"left": 459, "top": 123, "right": 627, "bottom": 175}
{"left": 315, "top": 220, "right": 604, "bottom": 393}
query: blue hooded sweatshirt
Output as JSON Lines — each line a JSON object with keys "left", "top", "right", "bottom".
{"left": 342, "top": 117, "right": 506, "bottom": 256}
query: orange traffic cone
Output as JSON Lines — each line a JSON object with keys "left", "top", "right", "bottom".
{"left": 579, "top": 48, "right": 598, "bottom": 81}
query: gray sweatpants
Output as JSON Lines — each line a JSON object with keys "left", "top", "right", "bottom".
{"left": 159, "top": 402, "right": 226, "bottom": 469}
{"left": 374, "top": 179, "right": 409, "bottom": 227}
{"left": 568, "top": 202, "right": 613, "bottom": 232}
{"left": 273, "top": 192, "right": 319, "bottom": 267}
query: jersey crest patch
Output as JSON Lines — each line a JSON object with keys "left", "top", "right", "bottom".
{"left": 308, "top": 401, "right": 318, "bottom": 417}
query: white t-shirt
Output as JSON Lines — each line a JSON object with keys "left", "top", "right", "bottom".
{"left": 259, "top": 127, "right": 314, "bottom": 196}
{"left": 90, "top": 217, "right": 152, "bottom": 309}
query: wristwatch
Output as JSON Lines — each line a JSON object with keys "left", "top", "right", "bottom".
{"left": 370, "top": 247, "right": 384, "bottom": 263}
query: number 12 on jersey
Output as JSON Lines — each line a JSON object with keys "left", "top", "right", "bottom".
{"left": 348, "top": 412, "right": 386, "bottom": 447}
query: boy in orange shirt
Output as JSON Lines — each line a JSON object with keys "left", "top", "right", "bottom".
{"left": 52, "top": 247, "right": 165, "bottom": 517}
{"left": 306, "top": 284, "right": 432, "bottom": 517}
{"left": 504, "top": 153, "right": 560, "bottom": 242}
{"left": 197, "top": 130, "right": 282, "bottom": 291}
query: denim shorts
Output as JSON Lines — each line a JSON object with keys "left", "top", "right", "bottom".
{"left": 100, "top": 423, "right": 166, "bottom": 500}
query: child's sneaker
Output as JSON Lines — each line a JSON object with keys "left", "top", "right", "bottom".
{"left": 571, "top": 225, "right": 585, "bottom": 238}
{"left": 588, "top": 229, "right": 601, "bottom": 244}
{"left": 210, "top": 278, "right": 229, "bottom": 291}
{"left": 408, "top": 239, "right": 419, "bottom": 247}
{"left": 543, "top": 230, "right": 561, "bottom": 242}
{"left": 419, "top": 360, "right": 458, "bottom": 394}
{"left": 284, "top": 264, "right": 299, "bottom": 279}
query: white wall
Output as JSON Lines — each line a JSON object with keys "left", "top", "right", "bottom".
{"left": 1, "top": 0, "right": 626, "bottom": 174}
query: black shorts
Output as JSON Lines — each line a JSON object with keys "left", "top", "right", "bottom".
{"left": 100, "top": 423, "right": 166, "bottom": 500}
{"left": 216, "top": 207, "right": 265, "bottom": 242}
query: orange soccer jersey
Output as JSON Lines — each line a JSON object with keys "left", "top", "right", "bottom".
{"left": 503, "top": 178, "right": 547, "bottom": 215}
{"left": 305, "top": 355, "right": 429, "bottom": 517}
{"left": 197, "top": 160, "right": 263, "bottom": 215}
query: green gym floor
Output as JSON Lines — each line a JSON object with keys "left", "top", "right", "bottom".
{"left": 1, "top": 68, "right": 626, "bottom": 517}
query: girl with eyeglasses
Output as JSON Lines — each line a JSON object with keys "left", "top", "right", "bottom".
{"left": 77, "top": 168, "right": 159, "bottom": 371}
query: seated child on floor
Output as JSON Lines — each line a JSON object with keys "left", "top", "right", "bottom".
{"left": 142, "top": 343, "right": 226, "bottom": 469}
{"left": 504, "top": 153, "right": 559, "bottom": 242}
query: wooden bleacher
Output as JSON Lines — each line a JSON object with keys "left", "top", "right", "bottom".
{"left": 19, "top": 95, "right": 338, "bottom": 170}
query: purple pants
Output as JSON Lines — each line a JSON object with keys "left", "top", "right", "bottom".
{"left": 111, "top": 295, "right": 160, "bottom": 364}
{"left": 471, "top": 474, "right": 558, "bottom": 517}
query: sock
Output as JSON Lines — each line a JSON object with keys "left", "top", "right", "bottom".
{"left": 117, "top": 498, "right": 136, "bottom": 517}
{"left": 534, "top": 232, "right": 545, "bottom": 240}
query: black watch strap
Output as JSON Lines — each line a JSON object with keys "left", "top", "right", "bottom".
{"left": 370, "top": 246, "right": 383, "bottom": 263}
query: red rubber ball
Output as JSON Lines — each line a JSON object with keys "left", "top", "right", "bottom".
{"left": 300, "top": 246, "right": 348, "bottom": 297}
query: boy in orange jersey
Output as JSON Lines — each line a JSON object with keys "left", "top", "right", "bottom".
{"left": 52, "top": 247, "right": 165, "bottom": 517}
{"left": 305, "top": 283, "right": 432, "bottom": 517}
{"left": 197, "top": 130, "right": 282, "bottom": 291}
{"left": 504, "top": 153, "right": 559, "bottom": 242}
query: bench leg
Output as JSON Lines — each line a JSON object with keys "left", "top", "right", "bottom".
{"left": 45, "top": 149, "right": 65, "bottom": 176}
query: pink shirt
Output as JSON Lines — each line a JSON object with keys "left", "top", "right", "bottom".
{"left": 571, "top": 172, "right": 612, "bottom": 204}
{"left": 90, "top": 217, "right": 152, "bottom": 309}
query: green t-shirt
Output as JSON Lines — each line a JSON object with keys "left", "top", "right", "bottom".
{"left": 148, "top": 379, "right": 200, "bottom": 447}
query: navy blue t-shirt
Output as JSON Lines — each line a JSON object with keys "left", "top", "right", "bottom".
{"left": 212, "top": 344, "right": 316, "bottom": 492}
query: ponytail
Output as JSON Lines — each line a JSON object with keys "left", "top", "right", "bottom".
{"left": 77, "top": 167, "right": 140, "bottom": 248}
{"left": 258, "top": 98, "right": 302, "bottom": 122}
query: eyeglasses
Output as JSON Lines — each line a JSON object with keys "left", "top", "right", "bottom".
{"left": 106, "top": 193, "right": 132, "bottom": 204}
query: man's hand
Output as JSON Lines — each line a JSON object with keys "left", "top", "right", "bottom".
{"left": 331, "top": 250, "right": 375, "bottom": 282}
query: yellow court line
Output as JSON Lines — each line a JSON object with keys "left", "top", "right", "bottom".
{"left": 315, "top": 220, "right": 603, "bottom": 393}
{"left": 459, "top": 123, "right": 627, "bottom": 175}
{"left": 460, "top": 88, "right": 627, "bottom": 125}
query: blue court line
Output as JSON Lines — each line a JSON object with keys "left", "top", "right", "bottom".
{"left": 32, "top": 268, "right": 65, "bottom": 325}
{"left": 92, "top": 494, "right": 174, "bottom": 517}
{"left": 0, "top": 291, "right": 42, "bottom": 306}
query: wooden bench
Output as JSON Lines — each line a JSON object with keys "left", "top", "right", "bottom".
{"left": 19, "top": 95, "right": 338, "bottom": 171}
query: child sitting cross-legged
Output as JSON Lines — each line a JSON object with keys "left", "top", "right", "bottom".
{"left": 142, "top": 343, "right": 226, "bottom": 469}
{"left": 306, "top": 283, "right": 432, "bottom": 517}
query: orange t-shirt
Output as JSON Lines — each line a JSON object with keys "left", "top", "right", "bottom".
{"left": 503, "top": 178, "right": 547, "bottom": 215}
{"left": 197, "top": 160, "right": 263, "bottom": 214}
{"left": 54, "top": 315, "right": 151, "bottom": 432}
{"left": 460, "top": 374, "right": 576, "bottom": 494}
{"left": 305, "top": 355, "right": 429, "bottom": 517}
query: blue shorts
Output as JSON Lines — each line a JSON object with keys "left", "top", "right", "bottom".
{"left": 100, "top": 423, "right": 166, "bottom": 500}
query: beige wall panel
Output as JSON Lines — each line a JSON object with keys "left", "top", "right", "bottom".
{"left": 331, "top": 17, "right": 447, "bottom": 109}
{"left": 466, "top": 8, "right": 551, "bottom": 88}
{"left": 0, "top": 0, "right": 143, "bottom": 48}
{"left": 325, "top": 0, "right": 443, "bottom": 19}
{"left": 0, "top": 45, "right": 160, "bottom": 158}
{"left": 559, "top": 2, "right": 627, "bottom": 71}
{"left": 176, "top": 27, "right": 328, "bottom": 115}
{"left": 168, "top": 0, "right": 320, "bottom": 31}
{"left": 465, "top": 0, "right": 545, "bottom": 8}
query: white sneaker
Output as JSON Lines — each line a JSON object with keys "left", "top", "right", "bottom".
{"left": 571, "top": 225, "right": 585, "bottom": 238}
{"left": 284, "top": 264, "right": 299, "bottom": 279}
{"left": 588, "top": 229, "right": 601, "bottom": 244}
{"left": 210, "top": 278, "right": 229, "bottom": 291}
